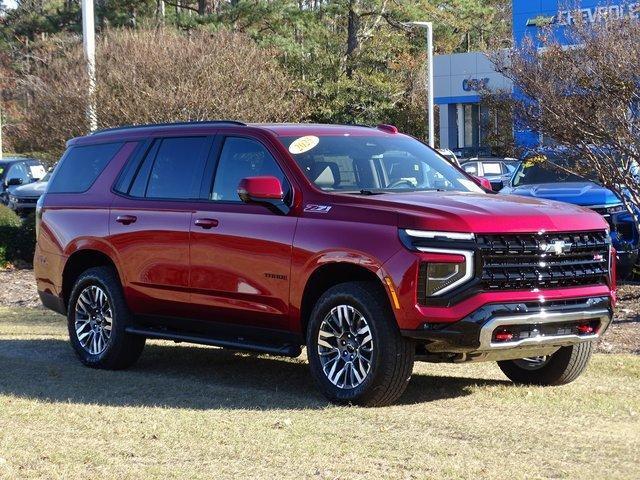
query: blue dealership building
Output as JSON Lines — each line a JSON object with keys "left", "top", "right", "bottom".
{"left": 434, "top": 0, "right": 640, "bottom": 156}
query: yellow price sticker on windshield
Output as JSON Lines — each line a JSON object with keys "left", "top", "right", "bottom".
{"left": 289, "top": 135, "right": 320, "bottom": 155}
{"left": 523, "top": 154, "right": 548, "bottom": 168}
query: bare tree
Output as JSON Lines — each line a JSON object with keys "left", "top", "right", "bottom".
{"left": 12, "top": 28, "right": 307, "bottom": 158}
{"left": 491, "top": 14, "right": 640, "bottom": 231}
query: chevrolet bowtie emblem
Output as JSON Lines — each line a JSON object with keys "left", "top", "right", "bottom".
{"left": 526, "top": 15, "right": 555, "bottom": 27}
{"left": 540, "top": 240, "right": 572, "bottom": 255}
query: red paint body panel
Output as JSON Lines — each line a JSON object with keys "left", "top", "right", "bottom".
{"left": 189, "top": 204, "right": 296, "bottom": 329}
{"left": 35, "top": 123, "right": 615, "bottom": 342}
{"left": 109, "top": 201, "right": 191, "bottom": 317}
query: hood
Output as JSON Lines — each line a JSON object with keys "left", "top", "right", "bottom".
{"left": 11, "top": 180, "right": 48, "bottom": 197}
{"left": 345, "top": 191, "right": 608, "bottom": 233}
{"left": 504, "top": 182, "right": 620, "bottom": 207}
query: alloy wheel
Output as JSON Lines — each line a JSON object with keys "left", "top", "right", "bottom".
{"left": 74, "top": 285, "right": 113, "bottom": 356}
{"left": 513, "top": 356, "right": 550, "bottom": 370}
{"left": 317, "top": 305, "right": 374, "bottom": 389}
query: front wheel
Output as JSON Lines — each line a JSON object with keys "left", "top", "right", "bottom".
{"left": 497, "top": 342, "right": 593, "bottom": 386}
{"left": 306, "top": 281, "right": 414, "bottom": 407}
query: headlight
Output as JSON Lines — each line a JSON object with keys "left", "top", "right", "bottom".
{"left": 404, "top": 230, "right": 475, "bottom": 241}
{"left": 8, "top": 195, "right": 17, "bottom": 203}
{"left": 605, "top": 204, "right": 626, "bottom": 215}
{"left": 422, "top": 260, "right": 470, "bottom": 296}
{"left": 401, "top": 229, "right": 475, "bottom": 298}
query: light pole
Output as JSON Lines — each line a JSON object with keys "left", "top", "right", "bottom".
{"left": 81, "top": 0, "right": 97, "bottom": 132}
{"left": 404, "top": 21, "right": 435, "bottom": 147}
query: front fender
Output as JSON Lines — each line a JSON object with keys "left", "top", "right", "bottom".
{"left": 289, "top": 217, "right": 404, "bottom": 332}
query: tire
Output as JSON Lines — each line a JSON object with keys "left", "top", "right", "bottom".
{"left": 67, "top": 266, "right": 145, "bottom": 370}
{"left": 306, "top": 281, "right": 414, "bottom": 407}
{"left": 497, "top": 342, "right": 593, "bottom": 386}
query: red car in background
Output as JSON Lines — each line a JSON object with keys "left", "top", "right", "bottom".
{"left": 34, "top": 121, "right": 615, "bottom": 406}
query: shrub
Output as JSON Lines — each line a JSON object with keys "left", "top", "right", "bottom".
{"left": 0, "top": 205, "right": 37, "bottom": 267}
{"left": 14, "top": 28, "right": 307, "bottom": 157}
{"left": 0, "top": 205, "right": 22, "bottom": 266}
{"left": 12, "top": 212, "right": 37, "bottom": 264}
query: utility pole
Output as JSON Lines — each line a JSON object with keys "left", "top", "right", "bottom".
{"left": 404, "top": 21, "right": 435, "bottom": 147}
{"left": 81, "top": 0, "right": 98, "bottom": 132}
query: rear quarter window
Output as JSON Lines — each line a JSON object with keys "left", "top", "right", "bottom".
{"left": 48, "top": 142, "right": 123, "bottom": 193}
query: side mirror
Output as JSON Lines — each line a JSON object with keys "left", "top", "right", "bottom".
{"left": 237, "top": 176, "right": 289, "bottom": 215}
{"left": 473, "top": 176, "right": 493, "bottom": 191}
{"left": 7, "top": 178, "right": 23, "bottom": 186}
{"left": 492, "top": 180, "right": 504, "bottom": 191}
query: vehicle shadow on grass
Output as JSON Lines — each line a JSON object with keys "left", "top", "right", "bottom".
{"left": 0, "top": 338, "right": 510, "bottom": 410}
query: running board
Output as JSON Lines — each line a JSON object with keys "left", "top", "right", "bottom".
{"left": 125, "top": 326, "right": 302, "bottom": 358}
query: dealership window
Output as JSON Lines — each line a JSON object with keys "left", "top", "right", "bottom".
{"left": 450, "top": 101, "right": 513, "bottom": 156}
{"left": 464, "top": 104, "right": 479, "bottom": 147}
{"left": 456, "top": 103, "right": 481, "bottom": 150}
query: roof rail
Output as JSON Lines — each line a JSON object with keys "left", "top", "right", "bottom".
{"left": 341, "top": 122, "right": 374, "bottom": 129}
{"left": 91, "top": 120, "right": 247, "bottom": 135}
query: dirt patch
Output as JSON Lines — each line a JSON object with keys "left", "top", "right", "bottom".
{"left": 0, "top": 268, "right": 41, "bottom": 309}
{"left": 598, "top": 282, "right": 640, "bottom": 355}
{"left": 1, "top": 267, "right": 638, "bottom": 354}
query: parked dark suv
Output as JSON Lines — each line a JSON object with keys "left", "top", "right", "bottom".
{"left": 35, "top": 121, "right": 615, "bottom": 406}
{"left": 0, "top": 157, "right": 46, "bottom": 205}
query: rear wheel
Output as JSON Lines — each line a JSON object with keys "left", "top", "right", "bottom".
{"left": 68, "top": 266, "right": 145, "bottom": 369}
{"left": 497, "top": 342, "right": 593, "bottom": 386}
{"left": 306, "top": 281, "right": 414, "bottom": 407}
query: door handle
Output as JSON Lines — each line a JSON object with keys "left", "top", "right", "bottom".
{"left": 115, "top": 215, "right": 137, "bottom": 225}
{"left": 194, "top": 218, "right": 219, "bottom": 229}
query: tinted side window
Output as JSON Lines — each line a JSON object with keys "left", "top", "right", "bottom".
{"left": 128, "top": 141, "right": 160, "bottom": 198}
{"left": 49, "top": 143, "right": 123, "bottom": 193}
{"left": 211, "top": 137, "right": 290, "bottom": 202}
{"left": 144, "top": 137, "right": 210, "bottom": 199}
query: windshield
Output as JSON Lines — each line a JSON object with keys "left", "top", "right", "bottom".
{"left": 512, "top": 155, "right": 597, "bottom": 187}
{"left": 279, "top": 135, "right": 483, "bottom": 194}
{"left": 40, "top": 171, "right": 51, "bottom": 182}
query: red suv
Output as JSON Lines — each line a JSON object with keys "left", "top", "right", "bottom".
{"left": 35, "top": 121, "right": 615, "bottom": 406}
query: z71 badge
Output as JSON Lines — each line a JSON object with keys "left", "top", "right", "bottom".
{"left": 304, "top": 204, "right": 332, "bottom": 213}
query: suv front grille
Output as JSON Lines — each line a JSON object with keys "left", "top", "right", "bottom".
{"left": 476, "top": 231, "right": 609, "bottom": 290}
{"left": 590, "top": 207, "right": 609, "bottom": 216}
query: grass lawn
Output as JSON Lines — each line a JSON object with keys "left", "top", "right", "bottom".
{"left": 1, "top": 307, "right": 639, "bottom": 480}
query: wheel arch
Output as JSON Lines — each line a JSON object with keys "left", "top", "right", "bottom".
{"left": 298, "top": 261, "right": 396, "bottom": 338}
{"left": 62, "top": 248, "right": 121, "bottom": 309}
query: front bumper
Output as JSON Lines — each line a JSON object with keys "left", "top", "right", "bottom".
{"left": 402, "top": 297, "right": 613, "bottom": 362}
{"left": 8, "top": 197, "right": 38, "bottom": 211}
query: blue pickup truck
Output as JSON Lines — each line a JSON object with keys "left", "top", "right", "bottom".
{"left": 501, "top": 152, "right": 639, "bottom": 279}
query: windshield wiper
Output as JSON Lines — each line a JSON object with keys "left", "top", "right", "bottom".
{"left": 343, "top": 188, "right": 446, "bottom": 195}
{"left": 339, "top": 189, "right": 387, "bottom": 195}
